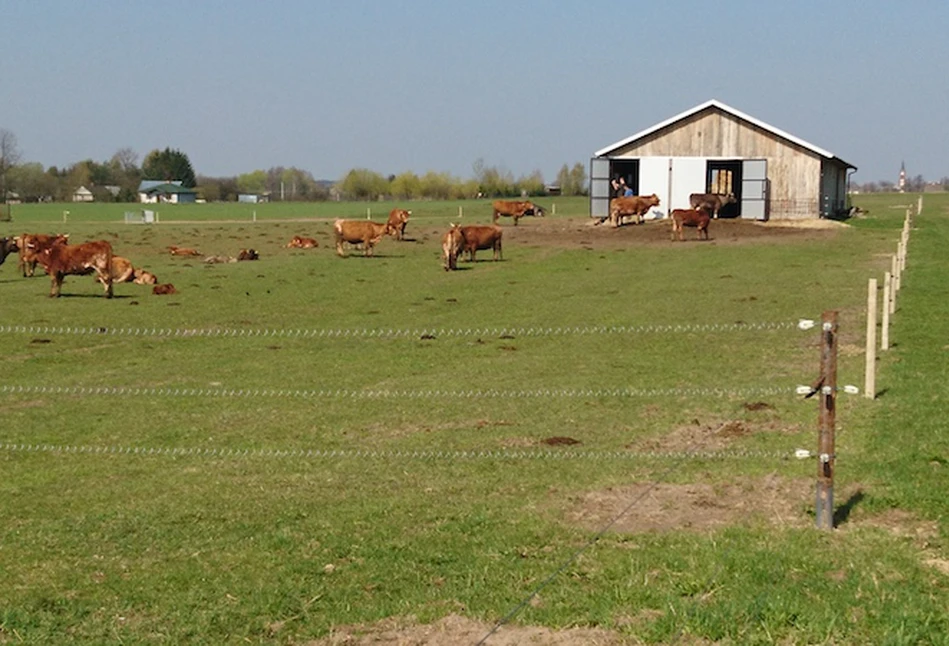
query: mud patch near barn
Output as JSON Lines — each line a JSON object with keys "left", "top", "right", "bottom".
{"left": 305, "top": 613, "right": 630, "bottom": 645}
{"left": 500, "top": 216, "right": 844, "bottom": 251}
{"left": 564, "top": 474, "right": 813, "bottom": 534}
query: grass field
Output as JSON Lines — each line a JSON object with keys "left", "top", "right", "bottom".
{"left": 1, "top": 193, "right": 947, "bottom": 644}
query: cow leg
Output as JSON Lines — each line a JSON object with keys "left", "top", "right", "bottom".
{"left": 495, "top": 241, "right": 501, "bottom": 261}
{"left": 513, "top": 215, "right": 519, "bottom": 226}
{"left": 335, "top": 241, "right": 346, "bottom": 257}
{"left": 50, "top": 272, "right": 64, "bottom": 297}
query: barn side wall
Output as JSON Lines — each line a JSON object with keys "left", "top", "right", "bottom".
{"left": 607, "top": 110, "right": 823, "bottom": 219}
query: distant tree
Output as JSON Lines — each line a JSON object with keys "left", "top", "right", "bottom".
{"left": 909, "top": 174, "right": 925, "bottom": 192}
{"left": 473, "top": 159, "right": 516, "bottom": 197}
{"left": 517, "top": 170, "right": 545, "bottom": 197}
{"left": 142, "top": 147, "right": 196, "bottom": 187}
{"left": 941, "top": 177, "right": 949, "bottom": 191}
{"left": 7, "top": 162, "right": 57, "bottom": 202}
{"left": 390, "top": 171, "right": 422, "bottom": 199}
{"left": 569, "top": 162, "right": 587, "bottom": 196}
{"left": 237, "top": 170, "right": 268, "bottom": 194}
{"left": 419, "top": 171, "right": 454, "bottom": 200}
{"left": 0, "top": 128, "right": 22, "bottom": 201}
{"left": 337, "top": 168, "right": 388, "bottom": 200}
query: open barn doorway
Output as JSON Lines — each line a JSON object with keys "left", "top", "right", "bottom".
{"left": 610, "top": 160, "right": 640, "bottom": 198}
{"left": 706, "top": 160, "right": 742, "bottom": 218}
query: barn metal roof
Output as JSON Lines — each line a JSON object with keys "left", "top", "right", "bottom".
{"left": 594, "top": 99, "right": 856, "bottom": 169}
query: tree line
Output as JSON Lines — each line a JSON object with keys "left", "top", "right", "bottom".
{"left": 0, "top": 128, "right": 589, "bottom": 205}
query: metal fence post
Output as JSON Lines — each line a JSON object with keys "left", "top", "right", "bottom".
{"left": 816, "top": 310, "right": 838, "bottom": 530}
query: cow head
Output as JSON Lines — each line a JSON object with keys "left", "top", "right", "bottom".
{"left": 532, "top": 204, "right": 546, "bottom": 217}
{"left": 724, "top": 193, "right": 737, "bottom": 205}
{"left": 0, "top": 237, "right": 16, "bottom": 266}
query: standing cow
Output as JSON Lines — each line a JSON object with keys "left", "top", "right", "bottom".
{"left": 333, "top": 219, "right": 390, "bottom": 257}
{"left": 35, "top": 239, "right": 114, "bottom": 298}
{"left": 441, "top": 224, "right": 464, "bottom": 271}
{"left": 689, "top": 193, "right": 736, "bottom": 219}
{"left": 608, "top": 194, "right": 660, "bottom": 227}
{"left": 16, "top": 233, "right": 69, "bottom": 276}
{"left": 387, "top": 208, "right": 411, "bottom": 240}
{"left": 670, "top": 208, "right": 711, "bottom": 241}
{"left": 492, "top": 200, "right": 545, "bottom": 226}
{"left": 459, "top": 225, "right": 503, "bottom": 262}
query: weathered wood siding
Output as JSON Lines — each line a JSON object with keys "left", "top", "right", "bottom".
{"left": 609, "top": 109, "right": 823, "bottom": 218}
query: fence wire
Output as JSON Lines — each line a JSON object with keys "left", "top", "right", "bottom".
{"left": 0, "top": 384, "right": 798, "bottom": 400}
{"left": 0, "top": 319, "right": 813, "bottom": 340}
{"left": 0, "top": 442, "right": 806, "bottom": 462}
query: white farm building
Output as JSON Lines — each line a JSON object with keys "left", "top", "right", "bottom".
{"left": 591, "top": 100, "right": 857, "bottom": 221}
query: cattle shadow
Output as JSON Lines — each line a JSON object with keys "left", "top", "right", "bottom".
{"left": 833, "top": 489, "right": 866, "bottom": 527}
{"left": 52, "top": 293, "right": 137, "bottom": 300}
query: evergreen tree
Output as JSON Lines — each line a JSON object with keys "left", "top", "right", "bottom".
{"left": 142, "top": 147, "right": 197, "bottom": 187}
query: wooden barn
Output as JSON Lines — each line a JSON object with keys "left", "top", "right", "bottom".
{"left": 590, "top": 99, "right": 856, "bottom": 221}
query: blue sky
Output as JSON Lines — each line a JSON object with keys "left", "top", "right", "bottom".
{"left": 1, "top": 0, "right": 946, "bottom": 184}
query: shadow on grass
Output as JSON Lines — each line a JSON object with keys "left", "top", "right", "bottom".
{"left": 834, "top": 489, "right": 866, "bottom": 527}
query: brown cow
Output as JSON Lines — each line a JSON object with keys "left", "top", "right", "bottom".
{"left": 689, "top": 192, "right": 736, "bottom": 219}
{"left": 35, "top": 239, "right": 114, "bottom": 298}
{"left": 492, "top": 200, "right": 545, "bottom": 226}
{"left": 459, "top": 225, "right": 502, "bottom": 262}
{"left": 670, "top": 208, "right": 711, "bottom": 241}
{"left": 608, "top": 195, "right": 660, "bottom": 227}
{"left": 441, "top": 224, "right": 464, "bottom": 271}
{"left": 237, "top": 249, "right": 259, "bottom": 261}
{"left": 285, "top": 235, "right": 319, "bottom": 248}
{"left": 103, "top": 256, "right": 135, "bottom": 284}
{"left": 387, "top": 208, "right": 411, "bottom": 240}
{"left": 168, "top": 245, "right": 202, "bottom": 256}
{"left": 17, "top": 233, "right": 69, "bottom": 276}
{"left": 152, "top": 283, "right": 177, "bottom": 295}
{"left": 333, "top": 219, "right": 390, "bottom": 257}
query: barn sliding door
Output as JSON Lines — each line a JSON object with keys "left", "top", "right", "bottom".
{"left": 741, "top": 159, "right": 768, "bottom": 220}
{"left": 589, "top": 157, "right": 611, "bottom": 219}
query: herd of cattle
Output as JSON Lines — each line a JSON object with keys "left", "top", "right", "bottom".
{"left": 0, "top": 193, "right": 736, "bottom": 295}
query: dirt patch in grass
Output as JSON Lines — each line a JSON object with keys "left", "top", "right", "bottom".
{"left": 564, "top": 474, "right": 813, "bottom": 534}
{"left": 305, "top": 613, "right": 631, "bottom": 645}
{"left": 628, "top": 416, "right": 800, "bottom": 454}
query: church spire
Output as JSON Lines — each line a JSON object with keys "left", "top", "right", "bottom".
{"left": 898, "top": 161, "right": 906, "bottom": 193}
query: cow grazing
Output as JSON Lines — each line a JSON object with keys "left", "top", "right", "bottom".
{"left": 133, "top": 268, "right": 158, "bottom": 285}
{"left": 608, "top": 195, "right": 660, "bottom": 227}
{"left": 36, "top": 239, "right": 114, "bottom": 298}
{"left": 689, "top": 193, "right": 736, "bottom": 219}
{"left": 17, "top": 233, "right": 69, "bottom": 276}
{"left": 152, "top": 283, "right": 177, "bottom": 295}
{"left": 285, "top": 235, "right": 319, "bottom": 249}
{"left": 492, "top": 200, "right": 545, "bottom": 226}
{"left": 441, "top": 224, "right": 464, "bottom": 271}
{"left": 0, "top": 237, "right": 16, "bottom": 266}
{"left": 333, "top": 219, "right": 390, "bottom": 257}
{"left": 168, "top": 245, "right": 202, "bottom": 256}
{"left": 670, "top": 208, "right": 711, "bottom": 241}
{"left": 387, "top": 208, "right": 411, "bottom": 240}
{"left": 459, "top": 225, "right": 502, "bottom": 262}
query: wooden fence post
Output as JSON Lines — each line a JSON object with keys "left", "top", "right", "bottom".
{"left": 865, "top": 281, "right": 877, "bottom": 400}
{"left": 882, "top": 272, "right": 891, "bottom": 351}
{"left": 816, "top": 310, "right": 839, "bottom": 530}
{"left": 891, "top": 255, "right": 900, "bottom": 309}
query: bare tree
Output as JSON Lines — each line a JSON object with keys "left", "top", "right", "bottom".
{"left": 0, "top": 128, "right": 23, "bottom": 201}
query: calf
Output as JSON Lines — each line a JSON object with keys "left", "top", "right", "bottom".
{"left": 670, "top": 208, "right": 711, "bottom": 241}
{"left": 387, "top": 208, "right": 411, "bottom": 240}
{"left": 333, "top": 219, "right": 390, "bottom": 257}
{"left": 492, "top": 200, "right": 545, "bottom": 226}
{"left": 608, "top": 195, "right": 660, "bottom": 227}
{"left": 459, "top": 225, "right": 502, "bottom": 262}
{"left": 689, "top": 193, "right": 736, "bottom": 219}
{"left": 133, "top": 268, "right": 158, "bottom": 285}
{"left": 152, "top": 283, "right": 177, "bottom": 295}
{"left": 36, "top": 239, "right": 114, "bottom": 298}
{"left": 237, "top": 248, "right": 259, "bottom": 261}
{"left": 168, "top": 245, "right": 202, "bottom": 256}
{"left": 17, "top": 233, "right": 69, "bottom": 276}
{"left": 285, "top": 235, "right": 319, "bottom": 248}
{"left": 441, "top": 224, "right": 464, "bottom": 271}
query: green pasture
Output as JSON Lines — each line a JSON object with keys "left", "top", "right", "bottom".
{"left": 1, "top": 193, "right": 947, "bottom": 644}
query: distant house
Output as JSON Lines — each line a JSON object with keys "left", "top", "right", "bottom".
{"left": 72, "top": 186, "right": 94, "bottom": 202}
{"left": 138, "top": 180, "right": 197, "bottom": 204}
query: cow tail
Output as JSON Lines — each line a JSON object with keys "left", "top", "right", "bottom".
{"left": 104, "top": 243, "right": 114, "bottom": 297}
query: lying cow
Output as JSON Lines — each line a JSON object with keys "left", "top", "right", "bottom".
{"left": 441, "top": 224, "right": 464, "bottom": 271}
{"left": 387, "top": 208, "right": 411, "bottom": 240}
{"left": 17, "top": 233, "right": 69, "bottom": 276}
{"left": 168, "top": 245, "right": 202, "bottom": 256}
{"left": 492, "top": 200, "right": 545, "bottom": 226}
{"left": 237, "top": 249, "right": 259, "bottom": 261}
{"left": 608, "top": 194, "right": 660, "bottom": 227}
{"left": 285, "top": 235, "right": 319, "bottom": 248}
{"left": 153, "top": 283, "right": 177, "bottom": 295}
{"left": 133, "top": 268, "right": 158, "bottom": 285}
{"left": 334, "top": 219, "right": 390, "bottom": 257}
{"left": 459, "top": 225, "right": 502, "bottom": 262}
{"left": 689, "top": 192, "right": 736, "bottom": 219}
{"left": 35, "top": 238, "right": 114, "bottom": 298}
{"left": 670, "top": 208, "right": 711, "bottom": 241}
